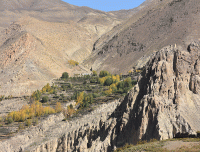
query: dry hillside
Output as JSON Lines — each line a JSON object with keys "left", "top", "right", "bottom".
{"left": 0, "top": 0, "right": 141, "bottom": 96}
{"left": 83, "top": 0, "right": 200, "bottom": 74}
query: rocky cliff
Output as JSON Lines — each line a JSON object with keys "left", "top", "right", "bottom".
{"left": 0, "top": 42, "right": 199, "bottom": 151}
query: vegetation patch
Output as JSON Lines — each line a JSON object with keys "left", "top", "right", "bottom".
{"left": 68, "top": 59, "right": 79, "bottom": 66}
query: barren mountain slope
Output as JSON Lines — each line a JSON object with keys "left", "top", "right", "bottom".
{"left": 84, "top": 0, "right": 200, "bottom": 74}
{"left": 0, "top": 0, "right": 143, "bottom": 96}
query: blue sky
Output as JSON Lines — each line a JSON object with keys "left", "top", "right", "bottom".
{"left": 62, "top": 0, "right": 146, "bottom": 12}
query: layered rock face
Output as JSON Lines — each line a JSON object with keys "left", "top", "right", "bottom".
{"left": 1, "top": 43, "right": 199, "bottom": 151}
{"left": 114, "top": 42, "right": 200, "bottom": 146}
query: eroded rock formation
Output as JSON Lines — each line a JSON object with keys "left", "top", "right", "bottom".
{"left": 0, "top": 42, "right": 199, "bottom": 151}
{"left": 31, "top": 42, "right": 200, "bottom": 151}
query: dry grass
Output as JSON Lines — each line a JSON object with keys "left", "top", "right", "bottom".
{"left": 115, "top": 138, "right": 200, "bottom": 152}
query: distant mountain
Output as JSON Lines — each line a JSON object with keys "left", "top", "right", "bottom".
{"left": 83, "top": 0, "right": 200, "bottom": 74}
{"left": 0, "top": 0, "right": 144, "bottom": 96}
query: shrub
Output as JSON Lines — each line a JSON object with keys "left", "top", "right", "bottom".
{"left": 0, "top": 117, "right": 3, "bottom": 122}
{"left": 7, "top": 101, "right": 57, "bottom": 123}
{"left": 53, "top": 95, "right": 59, "bottom": 99}
{"left": 132, "top": 80, "right": 137, "bottom": 86}
{"left": 104, "top": 77, "right": 113, "bottom": 86}
{"left": 0, "top": 95, "right": 5, "bottom": 101}
{"left": 68, "top": 60, "right": 79, "bottom": 66}
{"left": 60, "top": 94, "right": 65, "bottom": 100}
{"left": 110, "top": 83, "right": 117, "bottom": 93}
{"left": 103, "top": 88, "right": 112, "bottom": 96}
{"left": 76, "top": 92, "right": 84, "bottom": 104}
{"left": 18, "top": 123, "right": 25, "bottom": 130}
{"left": 98, "top": 77, "right": 107, "bottom": 85}
{"left": 99, "top": 70, "right": 110, "bottom": 77}
{"left": 69, "top": 104, "right": 73, "bottom": 109}
{"left": 75, "top": 92, "right": 93, "bottom": 108}
{"left": 92, "top": 70, "right": 97, "bottom": 76}
{"left": 25, "top": 119, "right": 32, "bottom": 127}
{"left": 92, "top": 93, "right": 100, "bottom": 98}
{"left": 124, "top": 77, "right": 132, "bottom": 88}
{"left": 61, "top": 72, "right": 69, "bottom": 79}
{"left": 61, "top": 85, "right": 67, "bottom": 91}
{"left": 33, "top": 118, "right": 38, "bottom": 126}
{"left": 5, "top": 95, "right": 13, "bottom": 100}
{"left": 55, "top": 102, "right": 62, "bottom": 113}
{"left": 90, "top": 78, "right": 96, "bottom": 83}
{"left": 7, "top": 117, "right": 13, "bottom": 124}
{"left": 41, "top": 96, "right": 49, "bottom": 103}
{"left": 31, "top": 90, "right": 41, "bottom": 101}
{"left": 111, "top": 75, "right": 120, "bottom": 83}
{"left": 117, "top": 81, "right": 124, "bottom": 90}
{"left": 69, "top": 83, "right": 73, "bottom": 89}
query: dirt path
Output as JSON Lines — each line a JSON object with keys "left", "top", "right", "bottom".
{"left": 163, "top": 140, "right": 200, "bottom": 151}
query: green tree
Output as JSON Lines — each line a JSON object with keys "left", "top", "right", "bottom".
{"left": 31, "top": 90, "right": 41, "bottom": 101}
{"left": 61, "top": 72, "right": 69, "bottom": 79}
{"left": 41, "top": 96, "right": 49, "bottom": 103}
{"left": 99, "top": 70, "right": 110, "bottom": 77}
{"left": 124, "top": 77, "right": 132, "bottom": 88}
{"left": 104, "top": 77, "right": 113, "bottom": 86}
{"left": 92, "top": 70, "right": 97, "bottom": 76}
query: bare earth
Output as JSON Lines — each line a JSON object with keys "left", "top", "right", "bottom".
{"left": 163, "top": 140, "right": 200, "bottom": 151}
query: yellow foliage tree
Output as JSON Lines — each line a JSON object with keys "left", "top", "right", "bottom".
{"left": 68, "top": 60, "right": 79, "bottom": 66}
{"left": 7, "top": 100, "right": 57, "bottom": 123}
{"left": 55, "top": 102, "right": 62, "bottom": 113}
{"left": 76, "top": 92, "right": 84, "bottom": 105}
{"left": 104, "top": 88, "right": 112, "bottom": 95}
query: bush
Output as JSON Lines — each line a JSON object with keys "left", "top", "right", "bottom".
{"left": 33, "top": 118, "right": 38, "bottom": 126}
{"left": 99, "top": 70, "right": 110, "bottom": 77}
{"left": 61, "top": 85, "right": 67, "bottom": 91}
{"left": 124, "top": 77, "right": 132, "bottom": 88}
{"left": 104, "top": 77, "right": 113, "bottom": 86}
{"left": 41, "top": 83, "right": 52, "bottom": 93}
{"left": 7, "top": 101, "right": 56, "bottom": 123}
{"left": 53, "top": 95, "right": 59, "bottom": 98}
{"left": 92, "top": 70, "right": 97, "bottom": 76}
{"left": 90, "top": 78, "right": 96, "bottom": 83}
{"left": 92, "top": 93, "right": 100, "bottom": 98}
{"left": 55, "top": 102, "right": 62, "bottom": 113}
{"left": 31, "top": 90, "right": 41, "bottom": 101}
{"left": 18, "top": 123, "right": 25, "bottom": 130}
{"left": 69, "top": 104, "right": 73, "bottom": 109}
{"left": 61, "top": 72, "right": 69, "bottom": 79}
{"left": 75, "top": 92, "right": 93, "bottom": 108}
{"left": 103, "top": 88, "right": 112, "bottom": 96}
{"left": 83, "top": 80, "right": 87, "bottom": 84}
{"left": 41, "top": 96, "right": 49, "bottom": 103}
{"left": 68, "top": 60, "right": 79, "bottom": 66}
{"left": 7, "top": 117, "right": 13, "bottom": 124}
{"left": 132, "top": 80, "right": 137, "bottom": 86}
{"left": 0, "top": 95, "right": 5, "bottom": 101}
{"left": 69, "top": 83, "right": 73, "bottom": 89}
{"left": 117, "top": 81, "right": 124, "bottom": 90}
{"left": 25, "top": 119, "right": 32, "bottom": 127}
